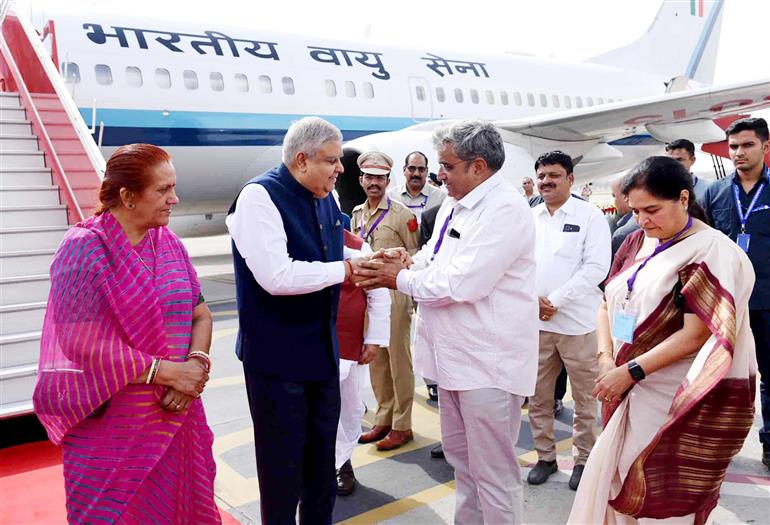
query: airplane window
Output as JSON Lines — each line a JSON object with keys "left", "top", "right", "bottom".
{"left": 563, "top": 95, "right": 572, "bottom": 109}
{"left": 552, "top": 95, "right": 560, "bottom": 108}
{"left": 587, "top": 96, "right": 594, "bottom": 106}
{"left": 597, "top": 97, "right": 605, "bottom": 105}
{"left": 454, "top": 88, "right": 463, "bottom": 103}
{"left": 415, "top": 85, "right": 425, "bottom": 101}
{"left": 94, "top": 64, "right": 112, "bottom": 86}
{"left": 363, "top": 82, "right": 374, "bottom": 98}
{"left": 325, "top": 79, "right": 337, "bottom": 97}
{"left": 527, "top": 93, "right": 535, "bottom": 107}
{"left": 183, "top": 70, "right": 199, "bottom": 90}
{"left": 282, "top": 77, "right": 295, "bottom": 95}
{"left": 485, "top": 90, "right": 494, "bottom": 104}
{"left": 155, "top": 68, "right": 172, "bottom": 89}
{"left": 436, "top": 87, "right": 445, "bottom": 102}
{"left": 62, "top": 62, "right": 81, "bottom": 84}
{"left": 234, "top": 73, "right": 249, "bottom": 92}
{"left": 539, "top": 93, "right": 548, "bottom": 107}
{"left": 210, "top": 72, "right": 224, "bottom": 92}
{"left": 345, "top": 81, "right": 357, "bottom": 98}
{"left": 126, "top": 66, "right": 142, "bottom": 87}
{"left": 514, "top": 92, "right": 522, "bottom": 106}
{"left": 500, "top": 91, "right": 509, "bottom": 105}
{"left": 470, "top": 89, "right": 479, "bottom": 104}
{"left": 259, "top": 75, "right": 273, "bottom": 94}
{"left": 575, "top": 96, "right": 583, "bottom": 108}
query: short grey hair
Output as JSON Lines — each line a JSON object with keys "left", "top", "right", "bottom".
{"left": 282, "top": 117, "right": 343, "bottom": 165}
{"left": 432, "top": 120, "right": 505, "bottom": 172}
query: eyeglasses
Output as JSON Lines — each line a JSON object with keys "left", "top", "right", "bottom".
{"left": 438, "top": 159, "right": 472, "bottom": 172}
{"left": 405, "top": 165, "right": 428, "bottom": 174}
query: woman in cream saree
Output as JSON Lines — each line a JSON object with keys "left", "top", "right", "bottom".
{"left": 569, "top": 157, "right": 756, "bottom": 525}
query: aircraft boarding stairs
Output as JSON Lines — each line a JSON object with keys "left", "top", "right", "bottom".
{"left": 1, "top": 5, "right": 104, "bottom": 418}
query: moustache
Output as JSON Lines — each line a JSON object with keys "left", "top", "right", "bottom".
{"left": 409, "top": 175, "right": 422, "bottom": 181}
{"left": 366, "top": 185, "right": 383, "bottom": 190}
{"left": 540, "top": 184, "right": 556, "bottom": 189}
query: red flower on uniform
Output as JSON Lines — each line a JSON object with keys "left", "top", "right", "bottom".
{"left": 407, "top": 217, "right": 418, "bottom": 232}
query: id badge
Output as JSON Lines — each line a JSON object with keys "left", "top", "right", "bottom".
{"left": 737, "top": 233, "right": 751, "bottom": 253}
{"left": 612, "top": 306, "right": 638, "bottom": 344}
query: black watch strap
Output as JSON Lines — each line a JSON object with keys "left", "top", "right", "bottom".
{"left": 628, "top": 359, "right": 646, "bottom": 381}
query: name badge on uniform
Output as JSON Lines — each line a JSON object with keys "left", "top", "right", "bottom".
{"left": 612, "top": 306, "right": 638, "bottom": 344}
{"left": 736, "top": 233, "right": 751, "bottom": 253}
{"left": 563, "top": 223, "right": 580, "bottom": 232}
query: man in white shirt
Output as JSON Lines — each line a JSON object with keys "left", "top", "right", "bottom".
{"left": 388, "top": 151, "right": 446, "bottom": 224}
{"left": 355, "top": 120, "right": 538, "bottom": 524}
{"left": 527, "top": 151, "right": 611, "bottom": 491}
{"left": 226, "top": 117, "right": 366, "bottom": 522}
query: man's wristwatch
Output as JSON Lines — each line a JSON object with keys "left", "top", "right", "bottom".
{"left": 627, "top": 359, "right": 646, "bottom": 381}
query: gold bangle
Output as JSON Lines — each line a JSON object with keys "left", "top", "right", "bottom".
{"left": 146, "top": 358, "right": 160, "bottom": 384}
{"left": 187, "top": 351, "right": 211, "bottom": 372}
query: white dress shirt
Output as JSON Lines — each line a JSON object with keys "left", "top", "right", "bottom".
{"left": 532, "top": 196, "right": 611, "bottom": 335}
{"left": 388, "top": 182, "right": 446, "bottom": 224}
{"left": 226, "top": 183, "right": 353, "bottom": 295}
{"left": 396, "top": 173, "right": 539, "bottom": 397}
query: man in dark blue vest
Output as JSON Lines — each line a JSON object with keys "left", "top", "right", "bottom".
{"left": 226, "top": 117, "right": 363, "bottom": 523}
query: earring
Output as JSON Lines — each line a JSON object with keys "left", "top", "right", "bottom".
{"left": 127, "top": 203, "right": 135, "bottom": 209}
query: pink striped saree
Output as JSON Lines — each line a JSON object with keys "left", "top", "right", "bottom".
{"left": 33, "top": 211, "right": 220, "bottom": 524}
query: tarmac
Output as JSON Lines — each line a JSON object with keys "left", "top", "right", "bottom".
{"left": 186, "top": 235, "right": 770, "bottom": 525}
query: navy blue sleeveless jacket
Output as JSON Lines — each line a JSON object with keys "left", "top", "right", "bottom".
{"left": 229, "top": 164, "right": 344, "bottom": 381}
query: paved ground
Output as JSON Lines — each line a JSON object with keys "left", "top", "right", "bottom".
{"left": 187, "top": 234, "right": 770, "bottom": 524}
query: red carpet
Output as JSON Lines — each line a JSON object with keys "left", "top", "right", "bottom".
{"left": 0, "top": 441, "right": 240, "bottom": 524}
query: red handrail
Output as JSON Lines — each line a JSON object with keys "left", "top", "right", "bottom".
{"left": 0, "top": 35, "right": 84, "bottom": 222}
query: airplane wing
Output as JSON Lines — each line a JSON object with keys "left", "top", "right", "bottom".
{"left": 493, "top": 79, "right": 770, "bottom": 149}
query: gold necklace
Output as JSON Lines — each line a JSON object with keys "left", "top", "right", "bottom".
{"left": 135, "top": 234, "right": 157, "bottom": 275}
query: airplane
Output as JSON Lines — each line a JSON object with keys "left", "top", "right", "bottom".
{"left": 25, "top": 0, "right": 770, "bottom": 231}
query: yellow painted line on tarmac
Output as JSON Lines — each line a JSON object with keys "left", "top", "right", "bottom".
{"left": 212, "top": 327, "right": 238, "bottom": 342}
{"left": 207, "top": 374, "right": 244, "bottom": 389}
{"left": 213, "top": 456, "right": 261, "bottom": 508}
{"left": 337, "top": 480, "right": 456, "bottom": 525}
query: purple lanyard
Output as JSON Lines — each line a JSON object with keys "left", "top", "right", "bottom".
{"left": 406, "top": 194, "right": 429, "bottom": 209}
{"left": 431, "top": 209, "right": 454, "bottom": 261}
{"left": 732, "top": 171, "right": 767, "bottom": 233}
{"left": 625, "top": 215, "right": 692, "bottom": 300}
{"left": 359, "top": 197, "right": 391, "bottom": 241}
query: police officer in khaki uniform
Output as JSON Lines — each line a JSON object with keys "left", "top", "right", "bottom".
{"left": 352, "top": 151, "right": 420, "bottom": 451}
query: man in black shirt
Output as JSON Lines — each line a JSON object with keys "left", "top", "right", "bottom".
{"left": 703, "top": 117, "right": 770, "bottom": 471}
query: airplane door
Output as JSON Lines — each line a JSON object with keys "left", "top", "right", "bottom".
{"left": 408, "top": 77, "right": 433, "bottom": 121}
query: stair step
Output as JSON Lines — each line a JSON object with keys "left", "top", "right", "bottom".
{"left": 0, "top": 107, "right": 26, "bottom": 121}
{"left": 0, "top": 93, "right": 22, "bottom": 109}
{"left": 0, "top": 363, "right": 38, "bottom": 407}
{"left": 0, "top": 205, "right": 68, "bottom": 228}
{"left": 0, "top": 168, "right": 54, "bottom": 187}
{"left": 0, "top": 135, "right": 38, "bottom": 151}
{"left": 0, "top": 331, "right": 41, "bottom": 369}
{"left": 0, "top": 248, "right": 56, "bottom": 278}
{"left": 0, "top": 226, "right": 67, "bottom": 252}
{"left": 0, "top": 399, "right": 34, "bottom": 420}
{"left": 0, "top": 187, "right": 61, "bottom": 206}
{"left": 0, "top": 301, "right": 47, "bottom": 337}
{"left": 0, "top": 120, "right": 33, "bottom": 136}
{"left": 29, "top": 96, "right": 63, "bottom": 111}
{"left": 0, "top": 274, "right": 51, "bottom": 305}
{"left": 0, "top": 151, "right": 46, "bottom": 169}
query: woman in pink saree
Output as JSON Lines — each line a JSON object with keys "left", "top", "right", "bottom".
{"left": 569, "top": 157, "right": 756, "bottom": 524}
{"left": 33, "top": 144, "right": 220, "bottom": 524}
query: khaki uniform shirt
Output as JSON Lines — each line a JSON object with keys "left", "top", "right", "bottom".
{"left": 351, "top": 197, "right": 420, "bottom": 255}
{"left": 388, "top": 183, "right": 446, "bottom": 225}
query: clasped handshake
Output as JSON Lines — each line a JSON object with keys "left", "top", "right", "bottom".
{"left": 344, "top": 247, "right": 412, "bottom": 290}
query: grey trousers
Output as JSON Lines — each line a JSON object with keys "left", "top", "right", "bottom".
{"left": 440, "top": 387, "right": 524, "bottom": 525}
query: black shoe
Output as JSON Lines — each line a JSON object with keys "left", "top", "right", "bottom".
{"left": 336, "top": 460, "right": 356, "bottom": 496}
{"left": 427, "top": 384, "right": 439, "bottom": 402}
{"left": 554, "top": 399, "right": 563, "bottom": 416}
{"left": 569, "top": 464, "right": 585, "bottom": 490}
{"left": 762, "top": 444, "right": 770, "bottom": 471}
{"left": 527, "top": 460, "right": 558, "bottom": 485}
{"left": 430, "top": 443, "right": 445, "bottom": 459}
